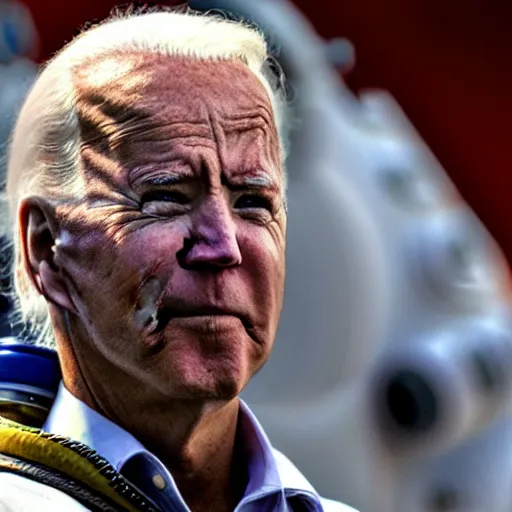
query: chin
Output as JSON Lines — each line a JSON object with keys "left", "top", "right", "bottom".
{"left": 197, "top": 349, "right": 254, "bottom": 396}
{"left": 153, "top": 346, "right": 255, "bottom": 401}
{"left": 139, "top": 318, "right": 270, "bottom": 400}
{"left": 166, "top": 368, "right": 249, "bottom": 401}
{"left": 209, "top": 376, "right": 246, "bottom": 401}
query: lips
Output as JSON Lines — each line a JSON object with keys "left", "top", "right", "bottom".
{"left": 152, "top": 302, "right": 254, "bottom": 334}
{"left": 171, "top": 306, "right": 240, "bottom": 318}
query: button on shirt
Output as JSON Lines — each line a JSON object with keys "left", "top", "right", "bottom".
{"left": 44, "top": 384, "right": 356, "bottom": 512}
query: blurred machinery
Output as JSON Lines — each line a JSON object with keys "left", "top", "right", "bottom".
{"left": 0, "top": 0, "right": 38, "bottom": 337}
{"left": 0, "top": 0, "right": 43, "bottom": 433}
{"left": 188, "top": 1, "right": 512, "bottom": 511}
{"left": 0, "top": 0, "right": 38, "bottom": 187}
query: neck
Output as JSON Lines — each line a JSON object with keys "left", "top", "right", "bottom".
{"left": 113, "top": 393, "right": 247, "bottom": 512}
{"left": 53, "top": 312, "right": 249, "bottom": 512}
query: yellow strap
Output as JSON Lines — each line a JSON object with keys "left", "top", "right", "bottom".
{"left": 0, "top": 417, "right": 141, "bottom": 512}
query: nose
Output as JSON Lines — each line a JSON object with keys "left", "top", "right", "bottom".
{"left": 177, "top": 197, "right": 242, "bottom": 270}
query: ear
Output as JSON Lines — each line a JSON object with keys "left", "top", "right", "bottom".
{"left": 18, "top": 196, "right": 78, "bottom": 314}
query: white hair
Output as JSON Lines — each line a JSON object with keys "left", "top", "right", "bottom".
{"left": 3, "top": 8, "right": 288, "bottom": 347}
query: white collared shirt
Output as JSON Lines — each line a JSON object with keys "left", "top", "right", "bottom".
{"left": 34, "top": 383, "right": 356, "bottom": 512}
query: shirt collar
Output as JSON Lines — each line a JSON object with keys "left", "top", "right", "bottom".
{"left": 43, "top": 383, "right": 319, "bottom": 501}
{"left": 43, "top": 383, "right": 146, "bottom": 473}
{"left": 237, "top": 399, "right": 318, "bottom": 497}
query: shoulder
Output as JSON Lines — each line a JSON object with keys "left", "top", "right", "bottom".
{"left": 271, "top": 449, "right": 359, "bottom": 512}
{"left": 0, "top": 472, "right": 88, "bottom": 511}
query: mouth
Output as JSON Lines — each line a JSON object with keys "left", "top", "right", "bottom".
{"left": 151, "top": 305, "right": 254, "bottom": 334}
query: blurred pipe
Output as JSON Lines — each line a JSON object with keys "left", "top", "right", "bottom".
{"left": 370, "top": 319, "right": 512, "bottom": 459}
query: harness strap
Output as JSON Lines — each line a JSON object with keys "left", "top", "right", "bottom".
{"left": 0, "top": 415, "right": 163, "bottom": 512}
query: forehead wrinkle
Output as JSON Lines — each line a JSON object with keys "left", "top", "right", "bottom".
{"left": 130, "top": 54, "right": 276, "bottom": 130}
{"left": 77, "top": 91, "right": 213, "bottom": 153}
{"left": 78, "top": 106, "right": 148, "bottom": 152}
{"left": 74, "top": 58, "right": 213, "bottom": 154}
{"left": 221, "top": 122, "right": 277, "bottom": 171}
{"left": 116, "top": 120, "right": 213, "bottom": 148}
{"left": 80, "top": 147, "right": 136, "bottom": 195}
{"left": 123, "top": 139, "right": 217, "bottom": 182}
{"left": 220, "top": 107, "right": 278, "bottom": 137}
{"left": 73, "top": 52, "right": 151, "bottom": 146}
{"left": 218, "top": 109, "right": 281, "bottom": 181}
{"left": 202, "top": 100, "right": 279, "bottom": 176}
{"left": 78, "top": 98, "right": 216, "bottom": 177}
{"left": 73, "top": 52, "right": 283, "bottom": 194}
{"left": 74, "top": 52, "right": 277, "bottom": 127}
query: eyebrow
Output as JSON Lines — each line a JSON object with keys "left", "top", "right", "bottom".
{"left": 223, "top": 173, "right": 281, "bottom": 193}
{"left": 139, "top": 174, "right": 280, "bottom": 192}
{"left": 130, "top": 165, "right": 281, "bottom": 194}
{"left": 129, "top": 166, "right": 195, "bottom": 188}
{"left": 230, "top": 175, "right": 277, "bottom": 188}
{"left": 136, "top": 174, "right": 185, "bottom": 187}
{"left": 247, "top": 176, "right": 276, "bottom": 188}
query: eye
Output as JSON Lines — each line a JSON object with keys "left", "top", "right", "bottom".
{"left": 141, "top": 190, "right": 189, "bottom": 205}
{"left": 234, "top": 194, "right": 273, "bottom": 211}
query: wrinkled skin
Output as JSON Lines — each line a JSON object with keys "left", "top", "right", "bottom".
{"left": 56, "top": 54, "right": 286, "bottom": 400}
{"left": 21, "top": 53, "right": 286, "bottom": 510}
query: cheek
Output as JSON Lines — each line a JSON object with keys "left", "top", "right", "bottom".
{"left": 238, "top": 222, "right": 286, "bottom": 314}
{"left": 245, "top": 216, "right": 285, "bottom": 272}
{"left": 62, "top": 222, "right": 185, "bottom": 333}
{"left": 60, "top": 211, "right": 285, "bottom": 352}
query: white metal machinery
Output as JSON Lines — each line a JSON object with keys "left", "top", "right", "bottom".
{"left": 190, "top": 1, "right": 512, "bottom": 511}
{"left": 0, "top": 0, "right": 38, "bottom": 182}
{"left": 0, "top": 57, "right": 37, "bottom": 169}
{"left": 0, "top": 1, "right": 38, "bottom": 337}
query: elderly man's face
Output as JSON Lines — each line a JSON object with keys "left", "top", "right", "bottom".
{"left": 53, "top": 54, "right": 286, "bottom": 399}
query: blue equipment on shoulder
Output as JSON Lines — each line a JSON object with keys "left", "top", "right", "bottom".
{"left": 0, "top": 339, "right": 61, "bottom": 428}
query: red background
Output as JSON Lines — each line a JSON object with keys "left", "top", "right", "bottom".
{"left": 22, "top": 0, "right": 512, "bottom": 260}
